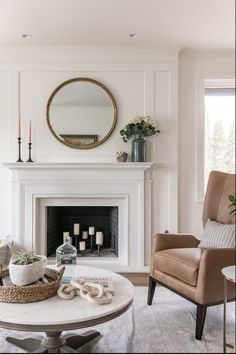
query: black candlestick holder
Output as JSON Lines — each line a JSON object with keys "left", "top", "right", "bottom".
{"left": 26, "top": 142, "right": 34, "bottom": 162}
{"left": 78, "top": 249, "right": 89, "bottom": 257}
{"left": 16, "top": 137, "right": 23, "bottom": 162}
{"left": 90, "top": 234, "right": 94, "bottom": 253}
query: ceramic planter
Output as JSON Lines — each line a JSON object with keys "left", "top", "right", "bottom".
{"left": 9, "top": 255, "right": 47, "bottom": 286}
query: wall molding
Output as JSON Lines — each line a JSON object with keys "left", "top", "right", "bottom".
{"left": 0, "top": 45, "right": 180, "bottom": 64}
{"left": 180, "top": 48, "right": 235, "bottom": 58}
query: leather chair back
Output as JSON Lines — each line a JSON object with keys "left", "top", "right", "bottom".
{"left": 202, "top": 171, "right": 235, "bottom": 227}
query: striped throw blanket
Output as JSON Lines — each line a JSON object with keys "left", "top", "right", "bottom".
{"left": 0, "top": 235, "right": 13, "bottom": 270}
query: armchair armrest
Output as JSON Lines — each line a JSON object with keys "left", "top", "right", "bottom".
{"left": 152, "top": 233, "right": 200, "bottom": 253}
{"left": 196, "top": 248, "right": 236, "bottom": 304}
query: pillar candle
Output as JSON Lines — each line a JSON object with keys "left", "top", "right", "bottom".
{"left": 96, "top": 232, "right": 103, "bottom": 245}
{"left": 73, "top": 223, "right": 80, "bottom": 235}
{"left": 79, "top": 241, "right": 86, "bottom": 251}
{"left": 29, "top": 120, "right": 32, "bottom": 143}
{"left": 89, "top": 226, "right": 95, "bottom": 235}
{"left": 63, "top": 231, "right": 70, "bottom": 242}
{"left": 82, "top": 231, "right": 88, "bottom": 239}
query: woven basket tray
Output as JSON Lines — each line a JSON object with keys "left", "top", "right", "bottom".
{"left": 0, "top": 267, "right": 64, "bottom": 303}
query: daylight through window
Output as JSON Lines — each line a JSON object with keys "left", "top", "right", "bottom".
{"left": 204, "top": 81, "right": 235, "bottom": 190}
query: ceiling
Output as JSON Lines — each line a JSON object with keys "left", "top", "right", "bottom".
{"left": 0, "top": 0, "right": 234, "bottom": 49}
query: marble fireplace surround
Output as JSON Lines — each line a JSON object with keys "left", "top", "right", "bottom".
{"left": 4, "top": 162, "right": 158, "bottom": 272}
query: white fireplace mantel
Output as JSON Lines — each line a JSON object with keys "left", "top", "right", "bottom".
{"left": 3, "top": 162, "right": 161, "bottom": 171}
{"left": 4, "top": 161, "right": 161, "bottom": 272}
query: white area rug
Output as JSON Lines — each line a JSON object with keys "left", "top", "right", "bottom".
{"left": 0, "top": 286, "right": 235, "bottom": 353}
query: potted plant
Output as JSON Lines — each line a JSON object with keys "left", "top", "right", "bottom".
{"left": 9, "top": 249, "right": 47, "bottom": 286}
{"left": 120, "top": 115, "right": 160, "bottom": 162}
{"left": 228, "top": 194, "right": 236, "bottom": 216}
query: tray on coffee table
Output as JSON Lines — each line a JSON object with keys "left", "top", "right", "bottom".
{"left": 0, "top": 267, "right": 64, "bottom": 303}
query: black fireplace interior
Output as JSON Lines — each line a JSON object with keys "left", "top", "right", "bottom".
{"left": 47, "top": 206, "right": 118, "bottom": 257}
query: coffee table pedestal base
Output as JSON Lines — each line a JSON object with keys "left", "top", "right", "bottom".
{"left": 6, "top": 330, "right": 101, "bottom": 353}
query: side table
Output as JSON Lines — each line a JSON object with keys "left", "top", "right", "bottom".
{"left": 221, "top": 265, "right": 236, "bottom": 353}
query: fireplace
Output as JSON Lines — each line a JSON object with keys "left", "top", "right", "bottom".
{"left": 37, "top": 195, "right": 127, "bottom": 267}
{"left": 4, "top": 162, "right": 155, "bottom": 272}
{"left": 47, "top": 206, "right": 118, "bottom": 258}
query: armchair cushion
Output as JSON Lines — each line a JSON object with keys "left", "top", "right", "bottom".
{"left": 152, "top": 233, "right": 200, "bottom": 253}
{"left": 153, "top": 248, "right": 202, "bottom": 286}
{"left": 198, "top": 219, "right": 236, "bottom": 249}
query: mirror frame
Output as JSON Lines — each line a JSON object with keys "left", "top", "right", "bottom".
{"left": 46, "top": 77, "right": 118, "bottom": 149}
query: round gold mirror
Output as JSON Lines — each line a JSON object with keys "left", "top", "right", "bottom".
{"left": 46, "top": 78, "right": 118, "bottom": 149}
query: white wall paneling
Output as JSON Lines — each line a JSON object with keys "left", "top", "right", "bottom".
{"left": 0, "top": 47, "right": 179, "bottom": 270}
{"left": 179, "top": 50, "right": 235, "bottom": 237}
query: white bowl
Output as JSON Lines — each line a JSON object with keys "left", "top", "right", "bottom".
{"left": 9, "top": 255, "right": 47, "bottom": 286}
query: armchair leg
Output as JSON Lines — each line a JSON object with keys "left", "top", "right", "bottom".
{"left": 196, "top": 304, "right": 207, "bottom": 340}
{"left": 147, "top": 277, "right": 156, "bottom": 305}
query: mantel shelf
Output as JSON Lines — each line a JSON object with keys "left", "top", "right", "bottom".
{"left": 2, "top": 162, "right": 164, "bottom": 171}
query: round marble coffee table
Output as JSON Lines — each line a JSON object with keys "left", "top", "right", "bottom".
{"left": 0, "top": 266, "right": 134, "bottom": 353}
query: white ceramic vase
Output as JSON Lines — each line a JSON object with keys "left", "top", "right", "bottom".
{"left": 9, "top": 255, "right": 47, "bottom": 286}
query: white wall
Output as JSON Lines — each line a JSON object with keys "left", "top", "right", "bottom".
{"left": 179, "top": 49, "right": 235, "bottom": 237}
{"left": 0, "top": 46, "right": 179, "bottom": 249}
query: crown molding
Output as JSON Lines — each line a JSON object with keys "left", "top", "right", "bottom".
{"left": 0, "top": 45, "right": 181, "bottom": 64}
{"left": 179, "top": 48, "right": 235, "bottom": 58}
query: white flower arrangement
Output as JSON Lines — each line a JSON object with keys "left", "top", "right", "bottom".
{"left": 120, "top": 115, "right": 160, "bottom": 142}
{"left": 128, "top": 115, "right": 157, "bottom": 128}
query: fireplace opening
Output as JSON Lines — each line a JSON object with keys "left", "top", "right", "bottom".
{"left": 47, "top": 206, "right": 118, "bottom": 258}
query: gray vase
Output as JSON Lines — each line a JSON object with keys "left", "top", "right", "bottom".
{"left": 131, "top": 134, "right": 146, "bottom": 162}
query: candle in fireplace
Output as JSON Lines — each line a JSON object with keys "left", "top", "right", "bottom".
{"left": 79, "top": 241, "right": 86, "bottom": 251}
{"left": 73, "top": 223, "right": 80, "bottom": 235}
{"left": 82, "top": 231, "right": 88, "bottom": 239}
{"left": 88, "top": 226, "right": 95, "bottom": 235}
{"left": 96, "top": 232, "right": 103, "bottom": 245}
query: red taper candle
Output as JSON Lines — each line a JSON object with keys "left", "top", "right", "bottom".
{"left": 29, "top": 120, "right": 32, "bottom": 143}
{"left": 18, "top": 116, "right": 21, "bottom": 138}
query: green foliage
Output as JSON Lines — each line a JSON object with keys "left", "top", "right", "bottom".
{"left": 228, "top": 194, "right": 236, "bottom": 216}
{"left": 120, "top": 116, "right": 160, "bottom": 143}
{"left": 14, "top": 249, "right": 40, "bottom": 265}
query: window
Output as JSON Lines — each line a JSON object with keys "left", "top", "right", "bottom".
{"left": 204, "top": 80, "right": 235, "bottom": 190}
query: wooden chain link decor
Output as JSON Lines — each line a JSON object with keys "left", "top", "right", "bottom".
{"left": 57, "top": 280, "right": 113, "bottom": 305}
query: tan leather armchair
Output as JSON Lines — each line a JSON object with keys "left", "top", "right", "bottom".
{"left": 148, "top": 171, "right": 236, "bottom": 340}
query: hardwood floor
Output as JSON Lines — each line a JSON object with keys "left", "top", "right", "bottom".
{"left": 118, "top": 272, "right": 149, "bottom": 286}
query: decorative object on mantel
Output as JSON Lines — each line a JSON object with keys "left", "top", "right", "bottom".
{"left": 115, "top": 151, "right": 128, "bottom": 162}
{"left": 57, "top": 277, "right": 113, "bottom": 304}
{"left": 9, "top": 249, "right": 47, "bottom": 286}
{"left": 120, "top": 115, "right": 160, "bottom": 162}
{"left": 16, "top": 116, "right": 23, "bottom": 162}
{"left": 26, "top": 120, "right": 34, "bottom": 162}
{"left": 0, "top": 267, "right": 64, "bottom": 303}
